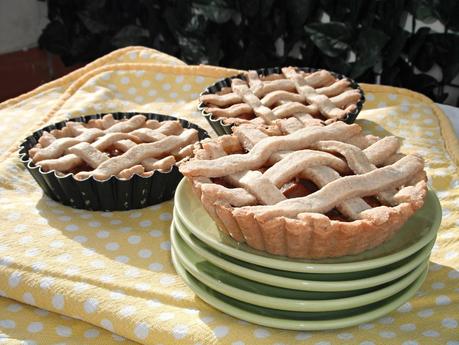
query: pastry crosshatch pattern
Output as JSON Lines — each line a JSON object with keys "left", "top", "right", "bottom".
{"left": 180, "top": 121, "right": 427, "bottom": 259}
{"left": 27, "top": 114, "right": 200, "bottom": 180}
{"left": 200, "top": 67, "right": 363, "bottom": 127}
{"left": 0, "top": 47, "right": 457, "bottom": 345}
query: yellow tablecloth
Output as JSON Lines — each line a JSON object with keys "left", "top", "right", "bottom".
{"left": 0, "top": 47, "right": 458, "bottom": 345}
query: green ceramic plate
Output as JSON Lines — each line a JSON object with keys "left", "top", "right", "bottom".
{"left": 172, "top": 223, "right": 428, "bottom": 312}
{"left": 174, "top": 178, "right": 441, "bottom": 273}
{"left": 173, "top": 215, "right": 435, "bottom": 292}
{"left": 172, "top": 249, "right": 428, "bottom": 330}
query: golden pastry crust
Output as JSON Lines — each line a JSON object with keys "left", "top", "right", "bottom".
{"left": 200, "top": 67, "right": 363, "bottom": 133}
{"left": 29, "top": 114, "right": 199, "bottom": 181}
{"left": 179, "top": 121, "right": 427, "bottom": 259}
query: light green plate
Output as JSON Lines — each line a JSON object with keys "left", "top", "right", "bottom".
{"left": 172, "top": 223, "right": 428, "bottom": 312}
{"left": 174, "top": 215, "right": 435, "bottom": 292}
{"left": 172, "top": 250, "right": 428, "bottom": 330}
{"left": 174, "top": 178, "right": 441, "bottom": 273}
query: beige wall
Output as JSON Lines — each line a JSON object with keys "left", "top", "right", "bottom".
{"left": 0, "top": 0, "right": 48, "bottom": 54}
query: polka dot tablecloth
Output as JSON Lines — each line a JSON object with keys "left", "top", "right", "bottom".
{"left": 0, "top": 47, "right": 458, "bottom": 345}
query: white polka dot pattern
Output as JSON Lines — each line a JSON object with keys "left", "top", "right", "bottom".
{"left": 0, "top": 47, "right": 457, "bottom": 345}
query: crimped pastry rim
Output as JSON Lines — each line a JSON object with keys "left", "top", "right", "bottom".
{"left": 189, "top": 176, "right": 428, "bottom": 259}
{"left": 174, "top": 178, "right": 440, "bottom": 269}
{"left": 18, "top": 112, "right": 209, "bottom": 211}
{"left": 18, "top": 112, "right": 209, "bottom": 183}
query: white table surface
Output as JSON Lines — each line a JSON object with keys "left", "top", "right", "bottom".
{"left": 438, "top": 104, "right": 459, "bottom": 138}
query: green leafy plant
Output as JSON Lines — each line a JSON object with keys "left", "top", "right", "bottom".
{"left": 39, "top": 0, "right": 459, "bottom": 105}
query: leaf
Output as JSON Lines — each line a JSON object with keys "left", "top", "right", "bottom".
{"left": 321, "top": 0, "right": 364, "bottom": 23}
{"left": 381, "top": 59, "right": 402, "bottom": 85}
{"left": 205, "top": 33, "right": 223, "bottom": 65}
{"left": 69, "top": 35, "right": 99, "bottom": 62}
{"left": 405, "top": 27, "right": 430, "bottom": 61}
{"left": 430, "top": 33, "right": 459, "bottom": 83}
{"left": 379, "top": 0, "right": 407, "bottom": 35}
{"left": 85, "top": 0, "right": 106, "bottom": 12}
{"left": 397, "top": 58, "right": 441, "bottom": 99}
{"left": 408, "top": 0, "right": 437, "bottom": 23}
{"left": 322, "top": 56, "right": 352, "bottom": 75}
{"left": 359, "top": 0, "right": 378, "bottom": 27}
{"left": 193, "top": 0, "right": 236, "bottom": 24}
{"left": 38, "top": 21, "right": 69, "bottom": 55}
{"left": 163, "top": 4, "right": 193, "bottom": 39}
{"left": 404, "top": 73, "right": 441, "bottom": 100}
{"left": 37, "top": 0, "right": 459, "bottom": 105}
{"left": 408, "top": 74, "right": 439, "bottom": 90}
{"left": 384, "top": 28, "right": 410, "bottom": 67}
{"left": 350, "top": 28, "right": 389, "bottom": 78}
{"left": 184, "top": 14, "right": 208, "bottom": 35}
{"left": 239, "top": 0, "right": 260, "bottom": 18}
{"left": 177, "top": 35, "right": 208, "bottom": 64}
{"left": 410, "top": 0, "right": 459, "bottom": 29}
{"left": 77, "top": 11, "right": 108, "bottom": 34}
{"left": 138, "top": 2, "right": 164, "bottom": 38}
{"left": 318, "top": 0, "right": 335, "bottom": 15}
{"left": 413, "top": 38, "right": 435, "bottom": 72}
{"left": 285, "top": 0, "right": 317, "bottom": 29}
{"left": 334, "top": 3, "right": 351, "bottom": 22}
{"left": 111, "top": 25, "right": 150, "bottom": 47}
{"left": 260, "top": 0, "right": 276, "bottom": 18}
{"left": 347, "top": 0, "right": 365, "bottom": 23}
{"left": 300, "top": 39, "right": 319, "bottom": 66}
{"left": 431, "top": 0, "right": 459, "bottom": 30}
{"left": 239, "top": 40, "right": 271, "bottom": 69}
{"left": 319, "top": 0, "right": 350, "bottom": 21}
{"left": 304, "top": 22, "right": 351, "bottom": 58}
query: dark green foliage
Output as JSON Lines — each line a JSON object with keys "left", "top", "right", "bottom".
{"left": 38, "top": 0, "right": 459, "bottom": 104}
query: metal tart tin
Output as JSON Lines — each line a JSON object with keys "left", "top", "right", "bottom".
{"left": 198, "top": 67, "right": 365, "bottom": 136}
{"left": 19, "top": 112, "right": 209, "bottom": 211}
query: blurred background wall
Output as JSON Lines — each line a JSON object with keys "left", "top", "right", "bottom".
{"left": 0, "top": 0, "right": 79, "bottom": 102}
{"left": 0, "top": 0, "right": 47, "bottom": 54}
{"left": 1, "top": 0, "right": 458, "bottom": 106}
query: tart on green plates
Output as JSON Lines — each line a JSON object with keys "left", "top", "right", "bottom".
{"left": 179, "top": 121, "right": 428, "bottom": 259}
{"left": 174, "top": 179, "right": 440, "bottom": 273}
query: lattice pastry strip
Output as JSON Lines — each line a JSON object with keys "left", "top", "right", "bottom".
{"left": 29, "top": 114, "right": 199, "bottom": 181}
{"left": 180, "top": 121, "right": 427, "bottom": 258}
{"left": 232, "top": 126, "right": 373, "bottom": 220}
{"left": 201, "top": 67, "right": 362, "bottom": 133}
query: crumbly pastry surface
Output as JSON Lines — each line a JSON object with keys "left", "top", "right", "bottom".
{"left": 179, "top": 121, "right": 427, "bottom": 259}
{"left": 28, "top": 114, "right": 199, "bottom": 181}
{"left": 200, "top": 67, "right": 362, "bottom": 132}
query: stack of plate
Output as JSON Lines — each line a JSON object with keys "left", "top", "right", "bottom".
{"left": 171, "top": 179, "right": 442, "bottom": 330}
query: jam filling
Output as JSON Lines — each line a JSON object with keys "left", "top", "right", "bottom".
{"left": 211, "top": 175, "right": 382, "bottom": 223}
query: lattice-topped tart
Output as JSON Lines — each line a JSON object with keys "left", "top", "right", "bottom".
{"left": 20, "top": 113, "right": 208, "bottom": 211}
{"left": 199, "top": 67, "right": 364, "bottom": 135}
{"left": 179, "top": 121, "right": 427, "bottom": 259}
{"left": 28, "top": 113, "right": 200, "bottom": 181}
